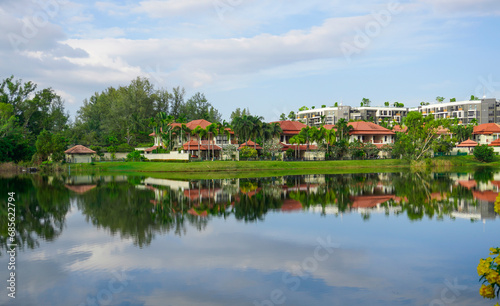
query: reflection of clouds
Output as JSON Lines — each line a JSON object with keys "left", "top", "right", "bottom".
{"left": 1, "top": 207, "right": 497, "bottom": 305}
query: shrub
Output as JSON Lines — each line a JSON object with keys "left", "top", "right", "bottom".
{"left": 240, "top": 146, "right": 258, "bottom": 159}
{"left": 126, "top": 150, "right": 146, "bottom": 162}
{"left": 474, "top": 144, "right": 495, "bottom": 163}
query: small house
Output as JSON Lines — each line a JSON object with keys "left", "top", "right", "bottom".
{"left": 65, "top": 145, "right": 96, "bottom": 163}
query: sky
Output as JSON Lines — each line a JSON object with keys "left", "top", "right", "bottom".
{"left": 2, "top": 0, "right": 500, "bottom": 122}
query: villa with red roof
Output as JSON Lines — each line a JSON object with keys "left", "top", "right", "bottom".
{"left": 472, "top": 123, "right": 500, "bottom": 144}
{"left": 347, "top": 121, "right": 395, "bottom": 148}
{"left": 146, "top": 119, "right": 237, "bottom": 160}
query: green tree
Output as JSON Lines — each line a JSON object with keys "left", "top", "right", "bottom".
{"left": 35, "top": 129, "right": 53, "bottom": 162}
{"left": 384, "top": 101, "right": 390, "bottom": 107}
{"left": 287, "top": 111, "right": 296, "bottom": 121}
{"left": 279, "top": 113, "right": 287, "bottom": 121}
{"left": 361, "top": 98, "right": 371, "bottom": 107}
{"left": 436, "top": 96, "right": 445, "bottom": 103}
{"left": 335, "top": 118, "right": 353, "bottom": 141}
{"left": 392, "top": 111, "right": 448, "bottom": 161}
{"left": 450, "top": 98, "right": 456, "bottom": 102}
{"left": 474, "top": 145, "right": 495, "bottom": 163}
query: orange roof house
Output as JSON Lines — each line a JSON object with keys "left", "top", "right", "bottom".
{"left": 348, "top": 121, "right": 395, "bottom": 136}
{"left": 457, "top": 139, "right": 478, "bottom": 147}
{"left": 273, "top": 121, "right": 307, "bottom": 135}
{"left": 64, "top": 145, "right": 96, "bottom": 163}
{"left": 489, "top": 139, "right": 500, "bottom": 146}
{"left": 65, "top": 145, "right": 96, "bottom": 154}
{"left": 473, "top": 123, "right": 500, "bottom": 135}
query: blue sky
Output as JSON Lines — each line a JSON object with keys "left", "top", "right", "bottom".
{"left": 1, "top": 0, "right": 500, "bottom": 121}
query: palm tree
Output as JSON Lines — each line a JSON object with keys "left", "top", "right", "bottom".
{"left": 192, "top": 126, "right": 204, "bottom": 158}
{"left": 249, "top": 115, "right": 264, "bottom": 150}
{"left": 207, "top": 123, "right": 219, "bottom": 160}
{"left": 232, "top": 115, "right": 253, "bottom": 144}
{"left": 269, "top": 122, "right": 282, "bottom": 141}
{"left": 158, "top": 112, "right": 175, "bottom": 150}
{"left": 336, "top": 118, "right": 353, "bottom": 141}
{"left": 299, "top": 126, "right": 311, "bottom": 151}
{"left": 173, "top": 123, "right": 190, "bottom": 148}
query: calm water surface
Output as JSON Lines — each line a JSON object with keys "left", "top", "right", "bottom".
{"left": 0, "top": 171, "right": 499, "bottom": 306}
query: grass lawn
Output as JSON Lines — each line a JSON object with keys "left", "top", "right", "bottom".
{"left": 64, "top": 159, "right": 410, "bottom": 179}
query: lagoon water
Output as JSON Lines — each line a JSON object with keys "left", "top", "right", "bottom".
{"left": 0, "top": 171, "right": 499, "bottom": 306}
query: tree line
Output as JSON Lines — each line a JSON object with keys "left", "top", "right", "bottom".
{"left": 0, "top": 76, "right": 223, "bottom": 163}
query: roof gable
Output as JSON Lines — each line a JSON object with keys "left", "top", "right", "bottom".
{"left": 187, "top": 119, "right": 212, "bottom": 130}
{"left": 348, "top": 121, "right": 395, "bottom": 135}
{"left": 473, "top": 123, "right": 500, "bottom": 135}
{"left": 65, "top": 145, "right": 96, "bottom": 154}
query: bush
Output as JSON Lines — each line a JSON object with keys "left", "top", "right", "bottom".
{"left": 126, "top": 150, "right": 146, "bottom": 162}
{"left": 240, "top": 146, "right": 258, "bottom": 159}
{"left": 474, "top": 144, "right": 495, "bottom": 163}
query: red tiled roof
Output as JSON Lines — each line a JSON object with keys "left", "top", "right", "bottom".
{"left": 186, "top": 119, "right": 212, "bottom": 130}
{"left": 322, "top": 124, "right": 336, "bottom": 131}
{"left": 457, "top": 180, "right": 477, "bottom": 189}
{"left": 348, "top": 121, "right": 395, "bottom": 135}
{"left": 239, "top": 140, "right": 262, "bottom": 150}
{"left": 65, "top": 145, "right": 96, "bottom": 154}
{"left": 65, "top": 184, "right": 96, "bottom": 194}
{"left": 473, "top": 123, "right": 500, "bottom": 135}
{"left": 144, "top": 146, "right": 160, "bottom": 152}
{"left": 489, "top": 139, "right": 500, "bottom": 146}
{"left": 393, "top": 125, "right": 408, "bottom": 133}
{"left": 473, "top": 190, "right": 499, "bottom": 202}
{"left": 281, "top": 199, "right": 303, "bottom": 212}
{"left": 350, "top": 195, "right": 396, "bottom": 208}
{"left": 435, "top": 126, "right": 451, "bottom": 135}
{"left": 457, "top": 139, "right": 478, "bottom": 147}
{"left": 272, "top": 121, "right": 307, "bottom": 135}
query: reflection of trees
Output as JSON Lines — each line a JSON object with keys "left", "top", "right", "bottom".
{"left": 232, "top": 193, "right": 282, "bottom": 222}
{"left": 0, "top": 176, "right": 70, "bottom": 255}
{"left": 384, "top": 172, "right": 471, "bottom": 221}
{"left": 76, "top": 181, "right": 210, "bottom": 247}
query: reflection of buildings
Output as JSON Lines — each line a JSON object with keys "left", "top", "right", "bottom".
{"left": 448, "top": 173, "right": 499, "bottom": 220}
{"left": 62, "top": 175, "right": 128, "bottom": 194}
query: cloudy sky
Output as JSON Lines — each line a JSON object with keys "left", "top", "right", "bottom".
{"left": 2, "top": 0, "right": 500, "bottom": 121}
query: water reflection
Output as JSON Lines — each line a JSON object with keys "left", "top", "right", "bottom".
{"left": 1, "top": 171, "right": 499, "bottom": 253}
{"left": 1, "top": 171, "right": 500, "bottom": 305}
{"left": 0, "top": 175, "right": 70, "bottom": 255}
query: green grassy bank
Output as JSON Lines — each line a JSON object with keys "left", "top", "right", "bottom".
{"left": 58, "top": 159, "right": 410, "bottom": 179}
